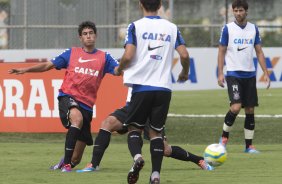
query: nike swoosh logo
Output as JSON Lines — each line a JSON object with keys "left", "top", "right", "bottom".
{"left": 237, "top": 47, "right": 248, "bottom": 51}
{"left": 78, "top": 57, "right": 96, "bottom": 63}
{"left": 148, "top": 45, "right": 164, "bottom": 51}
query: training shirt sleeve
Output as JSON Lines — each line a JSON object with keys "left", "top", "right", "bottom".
{"left": 254, "top": 25, "right": 262, "bottom": 45}
{"left": 219, "top": 25, "right": 228, "bottom": 46}
{"left": 103, "top": 52, "right": 119, "bottom": 75}
{"left": 175, "top": 28, "right": 186, "bottom": 49}
{"left": 51, "top": 48, "right": 71, "bottom": 69}
{"left": 124, "top": 23, "right": 137, "bottom": 47}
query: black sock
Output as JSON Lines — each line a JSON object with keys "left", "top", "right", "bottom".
{"left": 128, "top": 131, "right": 143, "bottom": 158}
{"left": 245, "top": 139, "right": 252, "bottom": 149}
{"left": 222, "top": 110, "right": 238, "bottom": 138}
{"left": 71, "top": 162, "right": 77, "bottom": 168}
{"left": 91, "top": 129, "right": 111, "bottom": 168}
{"left": 245, "top": 114, "right": 255, "bottom": 149}
{"left": 64, "top": 126, "right": 80, "bottom": 164}
{"left": 150, "top": 138, "right": 164, "bottom": 173}
{"left": 170, "top": 146, "right": 203, "bottom": 164}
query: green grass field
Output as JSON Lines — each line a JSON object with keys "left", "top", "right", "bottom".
{"left": 0, "top": 143, "right": 281, "bottom": 184}
{"left": 0, "top": 88, "right": 281, "bottom": 184}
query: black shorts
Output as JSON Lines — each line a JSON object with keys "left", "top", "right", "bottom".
{"left": 110, "top": 106, "right": 129, "bottom": 134}
{"left": 143, "top": 122, "right": 166, "bottom": 140}
{"left": 226, "top": 76, "right": 258, "bottom": 108}
{"left": 58, "top": 96, "right": 93, "bottom": 145}
{"left": 124, "top": 91, "right": 171, "bottom": 133}
{"left": 110, "top": 105, "right": 167, "bottom": 137}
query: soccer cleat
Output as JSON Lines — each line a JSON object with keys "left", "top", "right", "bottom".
{"left": 61, "top": 164, "right": 72, "bottom": 172}
{"left": 76, "top": 163, "right": 98, "bottom": 173}
{"left": 198, "top": 160, "right": 214, "bottom": 171}
{"left": 244, "top": 145, "right": 260, "bottom": 154}
{"left": 219, "top": 136, "right": 228, "bottom": 147}
{"left": 49, "top": 157, "right": 64, "bottom": 170}
{"left": 127, "top": 157, "right": 144, "bottom": 184}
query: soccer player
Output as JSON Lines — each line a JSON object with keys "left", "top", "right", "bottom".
{"left": 52, "top": 112, "right": 213, "bottom": 172}
{"left": 217, "top": 0, "right": 270, "bottom": 153}
{"left": 114, "top": 0, "right": 190, "bottom": 183}
{"left": 66, "top": 87, "right": 213, "bottom": 173}
{"left": 8, "top": 21, "right": 119, "bottom": 172}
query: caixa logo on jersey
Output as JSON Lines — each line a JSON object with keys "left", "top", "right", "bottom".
{"left": 171, "top": 58, "right": 197, "bottom": 83}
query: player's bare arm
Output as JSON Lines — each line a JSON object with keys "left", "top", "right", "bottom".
{"left": 176, "top": 45, "right": 189, "bottom": 82}
{"left": 255, "top": 44, "right": 271, "bottom": 89}
{"left": 8, "top": 61, "right": 55, "bottom": 75}
{"left": 115, "top": 44, "right": 136, "bottom": 76}
{"left": 217, "top": 45, "right": 227, "bottom": 88}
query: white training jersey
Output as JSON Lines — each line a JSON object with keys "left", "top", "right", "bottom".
{"left": 224, "top": 22, "right": 258, "bottom": 72}
{"left": 123, "top": 17, "right": 178, "bottom": 90}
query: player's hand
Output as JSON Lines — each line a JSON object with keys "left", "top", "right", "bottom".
{"left": 177, "top": 70, "right": 188, "bottom": 82}
{"left": 8, "top": 68, "right": 26, "bottom": 75}
{"left": 114, "top": 66, "right": 123, "bottom": 76}
{"left": 263, "top": 72, "right": 271, "bottom": 89}
{"left": 217, "top": 74, "right": 225, "bottom": 88}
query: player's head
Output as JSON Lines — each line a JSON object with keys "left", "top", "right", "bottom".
{"left": 78, "top": 21, "right": 97, "bottom": 48}
{"left": 78, "top": 21, "right": 97, "bottom": 36}
{"left": 139, "top": 0, "right": 161, "bottom": 12}
{"left": 232, "top": 0, "right": 248, "bottom": 11}
{"left": 232, "top": 0, "right": 248, "bottom": 23}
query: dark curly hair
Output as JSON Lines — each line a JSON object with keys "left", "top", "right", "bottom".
{"left": 232, "top": 0, "right": 248, "bottom": 10}
{"left": 78, "top": 21, "right": 97, "bottom": 36}
{"left": 139, "top": 0, "right": 161, "bottom": 12}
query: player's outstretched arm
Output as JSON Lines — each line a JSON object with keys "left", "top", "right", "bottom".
{"left": 8, "top": 61, "right": 55, "bottom": 75}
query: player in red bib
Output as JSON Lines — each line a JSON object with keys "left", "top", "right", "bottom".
{"left": 8, "top": 21, "right": 119, "bottom": 172}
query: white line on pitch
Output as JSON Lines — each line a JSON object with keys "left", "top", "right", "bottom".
{"left": 168, "top": 114, "right": 282, "bottom": 118}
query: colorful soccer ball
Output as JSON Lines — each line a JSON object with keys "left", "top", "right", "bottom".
{"left": 204, "top": 143, "right": 227, "bottom": 167}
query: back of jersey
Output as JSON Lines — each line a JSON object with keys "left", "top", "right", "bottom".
{"left": 123, "top": 17, "right": 178, "bottom": 90}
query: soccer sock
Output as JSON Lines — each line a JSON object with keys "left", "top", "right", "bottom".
{"left": 64, "top": 125, "right": 80, "bottom": 164}
{"left": 150, "top": 137, "right": 164, "bottom": 173}
{"left": 71, "top": 162, "right": 77, "bottom": 168}
{"left": 91, "top": 129, "right": 111, "bottom": 168}
{"left": 170, "top": 146, "right": 203, "bottom": 164}
{"left": 222, "top": 110, "right": 238, "bottom": 138}
{"left": 244, "top": 114, "right": 255, "bottom": 149}
{"left": 127, "top": 131, "right": 143, "bottom": 158}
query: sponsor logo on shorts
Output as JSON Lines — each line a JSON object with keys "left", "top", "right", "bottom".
{"left": 233, "top": 92, "right": 240, "bottom": 100}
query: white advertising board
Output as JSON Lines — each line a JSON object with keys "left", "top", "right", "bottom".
{"left": 1, "top": 47, "right": 282, "bottom": 90}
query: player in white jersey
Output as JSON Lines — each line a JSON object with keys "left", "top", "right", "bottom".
{"left": 115, "top": 0, "right": 189, "bottom": 183}
{"left": 217, "top": 0, "right": 270, "bottom": 154}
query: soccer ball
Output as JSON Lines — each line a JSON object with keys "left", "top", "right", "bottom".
{"left": 204, "top": 143, "right": 227, "bottom": 167}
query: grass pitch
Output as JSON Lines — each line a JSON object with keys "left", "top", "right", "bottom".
{"left": 0, "top": 88, "right": 281, "bottom": 184}
{"left": 0, "top": 142, "right": 281, "bottom": 184}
